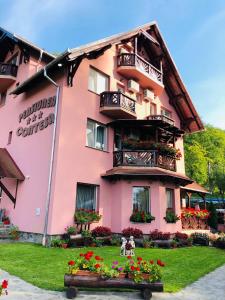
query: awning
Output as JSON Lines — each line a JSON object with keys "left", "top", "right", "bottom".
{"left": 0, "top": 148, "right": 25, "bottom": 180}
{"left": 102, "top": 166, "right": 193, "bottom": 186}
{"left": 180, "top": 181, "right": 210, "bottom": 195}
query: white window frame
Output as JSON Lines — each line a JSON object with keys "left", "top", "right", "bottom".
{"left": 86, "top": 119, "right": 107, "bottom": 151}
{"left": 88, "top": 66, "right": 109, "bottom": 94}
{"left": 161, "top": 107, "right": 172, "bottom": 118}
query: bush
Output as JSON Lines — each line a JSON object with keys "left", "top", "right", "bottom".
{"left": 110, "top": 236, "right": 121, "bottom": 246}
{"left": 91, "top": 226, "right": 112, "bottom": 237}
{"left": 9, "top": 226, "right": 19, "bottom": 240}
{"left": 66, "top": 226, "right": 77, "bottom": 235}
{"left": 164, "top": 210, "right": 180, "bottom": 223}
{"left": 122, "top": 227, "right": 143, "bottom": 238}
{"left": 175, "top": 232, "right": 188, "bottom": 240}
{"left": 149, "top": 230, "right": 171, "bottom": 240}
{"left": 191, "top": 232, "right": 209, "bottom": 246}
{"left": 50, "top": 239, "right": 62, "bottom": 247}
{"left": 214, "top": 236, "right": 225, "bottom": 249}
{"left": 207, "top": 202, "right": 218, "bottom": 229}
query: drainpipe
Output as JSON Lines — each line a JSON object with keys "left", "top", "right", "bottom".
{"left": 42, "top": 68, "right": 60, "bottom": 246}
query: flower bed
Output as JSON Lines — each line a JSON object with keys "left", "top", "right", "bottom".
{"left": 181, "top": 208, "right": 209, "bottom": 229}
{"left": 0, "top": 280, "right": 8, "bottom": 296}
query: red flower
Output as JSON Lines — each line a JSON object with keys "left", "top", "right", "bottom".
{"left": 94, "top": 264, "right": 101, "bottom": 269}
{"left": 127, "top": 255, "right": 132, "bottom": 259}
{"left": 130, "top": 266, "right": 135, "bottom": 271}
{"left": 68, "top": 260, "right": 75, "bottom": 266}
{"left": 150, "top": 260, "right": 154, "bottom": 264}
{"left": 79, "top": 253, "right": 84, "bottom": 257}
{"left": 157, "top": 259, "right": 165, "bottom": 267}
{"left": 1, "top": 280, "right": 8, "bottom": 289}
{"left": 136, "top": 267, "right": 140, "bottom": 271}
{"left": 95, "top": 255, "right": 101, "bottom": 261}
{"left": 137, "top": 257, "right": 142, "bottom": 261}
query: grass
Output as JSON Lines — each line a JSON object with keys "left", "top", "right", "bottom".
{"left": 0, "top": 243, "right": 224, "bottom": 293}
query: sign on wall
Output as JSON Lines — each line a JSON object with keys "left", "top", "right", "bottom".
{"left": 16, "top": 96, "right": 56, "bottom": 138}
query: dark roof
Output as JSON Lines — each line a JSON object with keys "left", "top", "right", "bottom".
{"left": 101, "top": 166, "right": 193, "bottom": 186}
{"left": 10, "top": 21, "right": 204, "bottom": 133}
{"left": 181, "top": 181, "right": 210, "bottom": 194}
{"left": 0, "top": 27, "right": 55, "bottom": 62}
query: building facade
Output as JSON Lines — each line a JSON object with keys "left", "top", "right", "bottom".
{"left": 0, "top": 22, "right": 204, "bottom": 243}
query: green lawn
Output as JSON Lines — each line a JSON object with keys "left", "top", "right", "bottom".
{"left": 0, "top": 243, "right": 224, "bottom": 292}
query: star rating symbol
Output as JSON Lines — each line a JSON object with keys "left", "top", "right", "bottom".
{"left": 38, "top": 111, "right": 43, "bottom": 119}
{"left": 27, "top": 117, "right": 31, "bottom": 125}
{"left": 32, "top": 114, "right": 37, "bottom": 122}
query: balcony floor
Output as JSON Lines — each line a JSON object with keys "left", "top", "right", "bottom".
{"left": 117, "top": 66, "right": 164, "bottom": 96}
{"left": 100, "top": 106, "right": 136, "bottom": 119}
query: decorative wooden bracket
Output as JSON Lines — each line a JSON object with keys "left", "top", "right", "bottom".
{"left": 0, "top": 179, "right": 19, "bottom": 208}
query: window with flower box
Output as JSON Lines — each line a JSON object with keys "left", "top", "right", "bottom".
{"left": 166, "top": 188, "right": 174, "bottom": 210}
{"left": 132, "top": 187, "right": 150, "bottom": 213}
{"left": 76, "top": 183, "right": 98, "bottom": 211}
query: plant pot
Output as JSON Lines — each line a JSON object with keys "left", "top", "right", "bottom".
{"left": 118, "top": 273, "right": 126, "bottom": 279}
{"left": 62, "top": 243, "right": 68, "bottom": 249}
{"left": 76, "top": 270, "right": 100, "bottom": 277}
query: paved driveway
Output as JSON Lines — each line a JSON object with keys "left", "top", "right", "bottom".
{"left": 0, "top": 265, "right": 225, "bottom": 300}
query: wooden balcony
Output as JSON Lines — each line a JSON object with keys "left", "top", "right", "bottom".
{"left": 0, "top": 63, "right": 18, "bottom": 92}
{"left": 100, "top": 91, "right": 136, "bottom": 119}
{"left": 117, "top": 54, "right": 164, "bottom": 95}
{"left": 146, "top": 114, "right": 175, "bottom": 126}
{"left": 113, "top": 150, "right": 176, "bottom": 171}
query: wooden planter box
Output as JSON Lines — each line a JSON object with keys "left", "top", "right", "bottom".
{"left": 64, "top": 272, "right": 163, "bottom": 300}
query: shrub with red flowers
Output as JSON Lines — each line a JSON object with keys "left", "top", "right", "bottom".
{"left": 130, "top": 209, "right": 155, "bottom": 223}
{"left": 91, "top": 226, "right": 112, "bottom": 237}
{"left": 149, "top": 230, "right": 171, "bottom": 240}
{"left": 124, "top": 256, "right": 165, "bottom": 283}
{"left": 74, "top": 209, "right": 101, "bottom": 224}
{"left": 122, "top": 227, "right": 143, "bottom": 238}
{"left": 181, "top": 208, "right": 210, "bottom": 219}
{"left": 175, "top": 232, "right": 188, "bottom": 240}
{"left": 0, "top": 280, "right": 8, "bottom": 296}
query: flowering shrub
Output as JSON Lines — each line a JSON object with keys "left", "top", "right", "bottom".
{"left": 67, "top": 251, "right": 165, "bottom": 283}
{"left": 91, "top": 226, "right": 112, "bottom": 237}
{"left": 149, "top": 230, "right": 171, "bottom": 240}
{"left": 175, "top": 232, "right": 188, "bottom": 240}
{"left": 122, "top": 227, "right": 143, "bottom": 238}
{"left": 130, "top": 210, "right": 155, "bottom": 223}
{"left": 74, "top": 209, "right": 101, "bottom": 224}
{"left": 181, "top": 208, "right": 210, "bottom": 219}
{"left": 124, "top": 256, "right": 165, "bottom": 283}
{"left": 0, "top": 280, "right": 8, "bottom": 296}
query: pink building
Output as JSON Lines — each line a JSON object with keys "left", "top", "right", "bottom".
{"left": 0, "top": 22, "right": 204, "bottom": 244}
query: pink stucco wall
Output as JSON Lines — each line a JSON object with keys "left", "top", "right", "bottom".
{"left": 1, "top": 43, "right": 185, "bottom": 237}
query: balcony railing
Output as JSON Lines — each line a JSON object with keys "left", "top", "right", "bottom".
{"left": 147, "top": 115, "right": 175, "bottom": 126}
{"left": 100, "top": 91, "right": 136, "bottom": 114}
{"left": 113, "top": 150, "right": 176, "bottom": 171}
{"left": 117, "top": 53, "right": 163, "bottom": 83}
{"left": 0, "top": 63, "right": 18, "bottom": 77}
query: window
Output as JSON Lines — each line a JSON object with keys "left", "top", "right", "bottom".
{"left": 0, "top": 92, "right": 6, "bottom": 106}
{"left": 76, "top": 183, "right": 98, "bottom": 211}
{"left": 7, "top": 131, "right": 13, "bottom": 145}
{"left": 166, "top": 188, "right": 174, "bottom": 209}
{"left": 88, "top": 67, "right": 109, "bottom": 94}
{"left": 86, "top": 119, "right": 107, "bottom": 150}
{"left": 150, "top": 103, "right": 157, "bottom": 115}
{"left": 161, "top": 107, "right": 172, "bottom": 118}
{"left": 132, "top": 187, "right": 150, "bottom": 213}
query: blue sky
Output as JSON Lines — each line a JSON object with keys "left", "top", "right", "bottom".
{"left": 1, "top": 0, "right": 225, "bottom": 129}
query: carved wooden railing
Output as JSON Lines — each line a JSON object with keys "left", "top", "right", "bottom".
{"left": 117, "top": 53, "right": 163, "bottom": 83}
{"left": 0, "top": 63, "right": 18, "bottom": 77}
{"left": 113, "top": 150, "right": 176, "bottom": 171}
{"left": 100, "top": 91, "right": 136, "bottom": 114}
{"left": 147, "top": 114, "right": 175, "bottom": 126}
